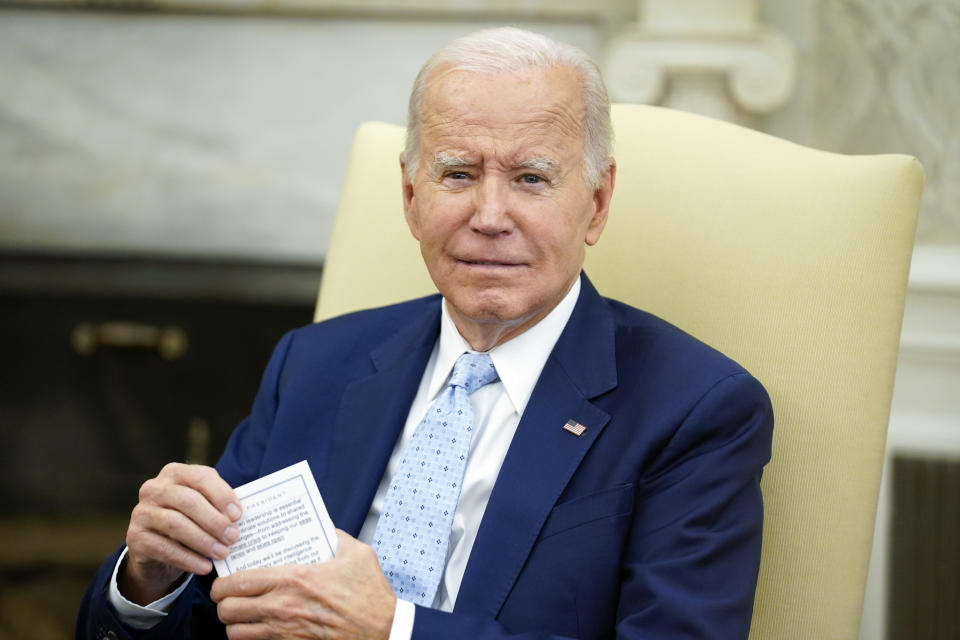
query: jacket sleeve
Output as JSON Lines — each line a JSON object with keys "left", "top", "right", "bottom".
{"left": 75, "top": 547, "right": 224, "bottom": 640}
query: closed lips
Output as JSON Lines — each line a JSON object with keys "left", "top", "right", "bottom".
{"left": 460, "top": 258, "right": 524, "bottom": 266}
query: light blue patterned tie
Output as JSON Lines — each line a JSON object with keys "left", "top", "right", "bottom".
{"left": 373, "top": 352, "right": 499, "bottom": 606}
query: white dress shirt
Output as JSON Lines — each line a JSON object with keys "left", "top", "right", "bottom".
{"left": 108, "top": 278, "right": 581, "bottom": 638}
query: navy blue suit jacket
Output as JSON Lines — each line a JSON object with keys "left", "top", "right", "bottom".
{"left": 78, "top": 274, "right": 773, "bottom": 639}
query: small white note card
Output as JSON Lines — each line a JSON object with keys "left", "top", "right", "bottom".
{"left": 213, "top": 460, "right": 338, "bottom": 577}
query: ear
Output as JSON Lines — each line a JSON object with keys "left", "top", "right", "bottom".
{"left": 400, "top": 155, "right": 421, "bottom": 241}
{"left": 585, "top": 160, "right": 616, "bottom": 246}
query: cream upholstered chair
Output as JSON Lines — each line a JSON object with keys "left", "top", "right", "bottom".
{"left": 315, "top": 104, "right": 924, "bottom": 639}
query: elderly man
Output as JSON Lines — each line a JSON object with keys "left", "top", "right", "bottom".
{"left": 78, "top": 27, "right": 772, "bottom": 640}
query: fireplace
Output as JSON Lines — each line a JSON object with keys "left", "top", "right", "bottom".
{"left": 0, "top": 250, "right": 319, "bottom": 639}
{"left": 887, "top": 455, "right": 960, "bottom": 639}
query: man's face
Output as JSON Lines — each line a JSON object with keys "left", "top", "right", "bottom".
{"left": 402, "top": 65, "right": 615, "bottom": 349}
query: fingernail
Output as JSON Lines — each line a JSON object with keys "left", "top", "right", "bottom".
{"left": 212, "top": 542, "right": 229, "bottom": 559}
{"left": 226, "top": 503, "right": 242, "bottom": 520}
{"left": 224, "top": 525, "right": 239, "bottom": 544}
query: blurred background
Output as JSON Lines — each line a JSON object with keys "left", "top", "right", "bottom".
{"left": 0, "top": 0, "right": 957, "bottom": 638}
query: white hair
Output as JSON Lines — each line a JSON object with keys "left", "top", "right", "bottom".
{"left": 403, "top": 27, "right": 614, "bottom": 189}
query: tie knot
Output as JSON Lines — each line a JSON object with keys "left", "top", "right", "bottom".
{"left": 449, "top": 352, "right": 498, "bottom": 395}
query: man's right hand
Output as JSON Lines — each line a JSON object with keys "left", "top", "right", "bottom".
{"left": 118, "top": 463, "right": 242, "bottom": 606}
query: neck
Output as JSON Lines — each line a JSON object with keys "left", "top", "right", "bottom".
{"left": 450, "top": 315, "right": 539, "bottom": 352}
{"left": 447, "top": 277, "right": 580, "bottom": 352}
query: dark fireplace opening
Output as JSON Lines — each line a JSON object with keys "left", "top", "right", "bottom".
{"left": 888, "top": 454, "right": 960, "bottom": 640}
{"left": 0, "top": 250, "right": 319, "bottom": 639}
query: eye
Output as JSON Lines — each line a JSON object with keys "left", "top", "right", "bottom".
{"left": 520, "top": 174, "right": 544, "bottom": 184}
{"left": 445, "top": 171, "right": 470, "bottom": 181}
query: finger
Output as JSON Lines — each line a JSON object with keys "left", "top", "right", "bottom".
{"left": 210, "top": 567, "right": 283, "bottom": 602}
{"left": 217, "top": 584, "right": 324, "bottom": 636}
{"left": 223, "top": 622, "right": 273, "bottom": 640}
{"left": 126, "top": 526, "right": 214, "bottom": 576}
{"left": 140, "top": 482, "right": 239, "bottom": 548}
{"left": 162, "top": 463, "right": 243, "bottom": 522}
{"left": 130, "top": 501, "right": 234, "bottom": 562}
{"left": 217, "top": 591, "right": 297, "bottom": 628}
{"left": 139, "top": 475, "right": 240, "bottom": 547}
{"left": 217, "top": 595, "right": 260, "bottom": 626}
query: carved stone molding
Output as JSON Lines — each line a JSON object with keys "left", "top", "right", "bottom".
{"left": 814, "top": 0, "right": 960, "bottom": 243}
{"left": 603, "top": 0, "right": 796, "bottom": 124}
{"left": 0, "top": 0, "right": 634, "bottom": 20}
{"left": 604, "top": 28, "right": 795, "bottom": 115}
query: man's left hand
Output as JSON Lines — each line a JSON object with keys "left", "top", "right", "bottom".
{"left": 210, "top": 529, "right": 396, "bottom": 640}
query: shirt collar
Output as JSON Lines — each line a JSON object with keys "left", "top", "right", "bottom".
{"left": 430, "top": 276, "right": 582, "bottom": 415}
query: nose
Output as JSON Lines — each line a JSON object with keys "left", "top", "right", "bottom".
{"left": 470, "top": 176, "right": 513, "bottom": 236}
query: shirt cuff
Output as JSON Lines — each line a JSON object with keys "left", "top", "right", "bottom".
{"left": 107, "top": 547, "right": 194, "bottom": 631}
{"left": 388, "top": 598, "right": 416, "bottom": 640}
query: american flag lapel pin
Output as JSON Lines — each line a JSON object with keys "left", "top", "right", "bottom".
{"left": 563, "top": 419, "right": 587, "bottom": 437}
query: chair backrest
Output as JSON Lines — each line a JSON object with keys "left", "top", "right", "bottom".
{"left": 315, "top": 104, "right": 924, "bottom": 639}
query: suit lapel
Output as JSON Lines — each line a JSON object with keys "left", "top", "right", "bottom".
{"left": 319, "top": 300, "right": 441, "bottom": 535}
{"left": 455, "top": 275, "right": 618, "bottom": 618}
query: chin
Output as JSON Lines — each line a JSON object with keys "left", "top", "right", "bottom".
{"left": 460, "top": 297, "right": 542, "bottom": 329}
{"left": 447, "top": 290, "right": 515, "bottom": 322}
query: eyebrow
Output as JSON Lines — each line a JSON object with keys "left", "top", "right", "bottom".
{"left": 430, "top": 152, "right": 560, "bottom": 174}
{"left": 517, "top": 157, "right": 559, "bottom": 173}
{"left": 432, "top": 152, "right": 472, "bottom": 170}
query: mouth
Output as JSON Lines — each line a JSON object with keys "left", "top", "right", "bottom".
{"left": 458, "top": 259, "right": 526, "bottom": 269}
{"left": 463, "top": 260, "right": 518, "bottom": 266}
{"left": 457, "top": 254, "right": 526, "bottom": 266}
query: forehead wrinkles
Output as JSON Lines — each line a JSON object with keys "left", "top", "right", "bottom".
{"left": 421, "top": 112, "right": 579, "bottom": 148}
{"left": 418, "top": 68, "right": 586, "bottom": 160}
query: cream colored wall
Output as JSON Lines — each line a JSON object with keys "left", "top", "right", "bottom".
{"left": 0, "top": 8, "right": 606, "bottom": 261}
